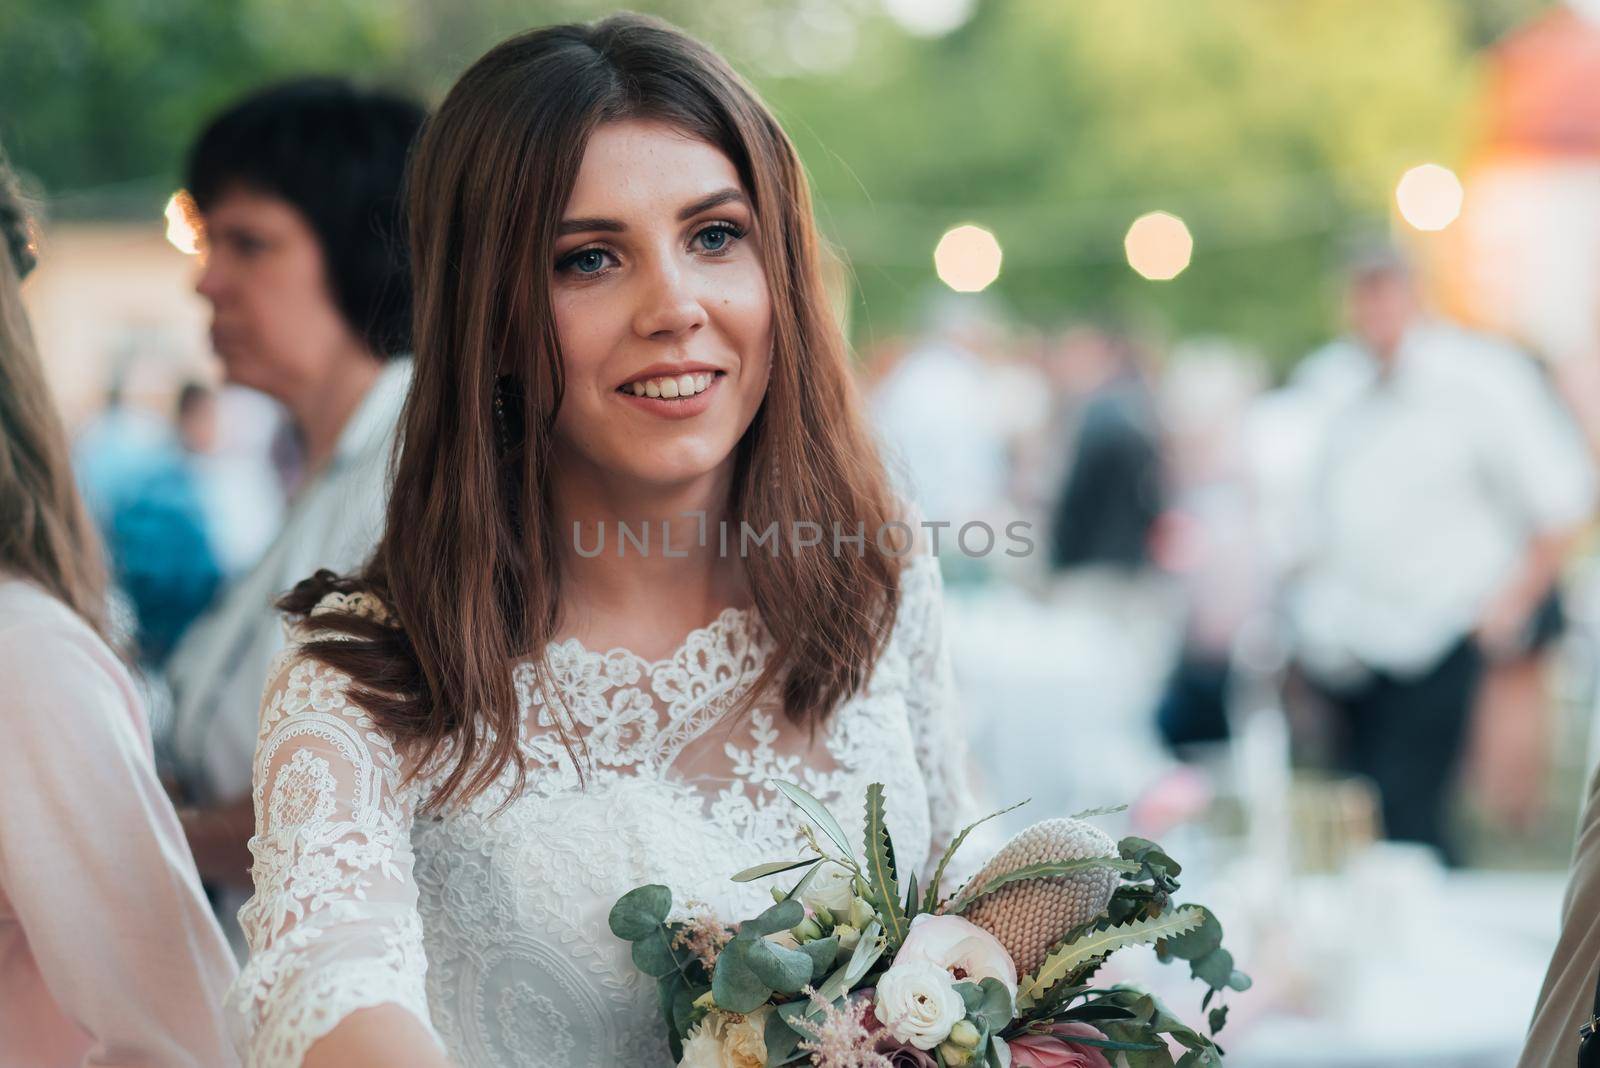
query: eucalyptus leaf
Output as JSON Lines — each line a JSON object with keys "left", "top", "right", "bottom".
{"left": 799, "top": 935, "right": 839, "bottom": 982}
{"left": 973, "top": 976, "right": 1013, "bottom": 1031}
{"left": 1227, "top": 969, "right": 1252, "bottom": 992}
{"left": 747, "top": 935, "right": 813, "bottom": 994}
{"left": 771, "top": 779, "right": 854, "bottom": 860}
{"left": 633, "top": 928, "right": 684, "bottom": 978}
{"left": 1190, "top": 947, "right": 1234, "bottom": 990}
{"left": 710, "top": 940, "right": 772, "bottom": 1014}
{"left": 671, "top": 978, "right": 702, "bottom": 1035}
{"left": 742, "top": 898, "right": 805, "bottom": 938}
{"left": 954, "top": 980, "right": 984, "bottom": 1015}
{"left": 1158, "top": 908, "right": 1221, "bottom": 962}
{"left": 608, "top": 883, "right": 671, "bottom": 941}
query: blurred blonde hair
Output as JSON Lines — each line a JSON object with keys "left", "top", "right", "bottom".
{"left": 0, "top": 145, "right": 109, "bottom": 639}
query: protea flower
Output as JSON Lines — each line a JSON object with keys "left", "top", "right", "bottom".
{"left": 949, "top": 818, "right": 1119, "bottom": 977}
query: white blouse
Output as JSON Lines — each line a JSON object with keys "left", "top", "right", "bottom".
{"left": 0, "top": 578, "right": 237, "bottom": 1067}
{"left": 225, "top": 550, "right": 989, "bottom": 1067}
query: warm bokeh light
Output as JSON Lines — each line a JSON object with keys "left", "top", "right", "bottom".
{"left": 1395, "top": 163, "right": 1463, "bottom": 231}
{"left": 1124, "top": 211, "right": 1193, "bottom": 281}
{"left": 883, "top": 0, "right": 977, "bottom": 36}
{"left": 934, "top": 224, "right": 1003, "bottom": 292}
{"left": 164, "top": 190, "right": 201, "bottom": 255}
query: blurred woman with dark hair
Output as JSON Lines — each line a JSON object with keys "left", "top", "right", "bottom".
{"left": 0, "top": 145, "right": 237, "bottom": 1066}
{"left": 226, "top": 14, "right": 990, "bottom": 1068}
{"left": 163, "top": 78, "right": 426, "bottom": 937}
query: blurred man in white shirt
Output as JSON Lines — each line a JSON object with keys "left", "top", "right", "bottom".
{"left": 1284, "top": 251, "right": 1594, "bottom": 863}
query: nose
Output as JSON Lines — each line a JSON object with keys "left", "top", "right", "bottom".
{"left": 194, "top": 256, "right": 223, "bottom": 302}
{"left": 631, "top": 258, "right": 706, "bottom": 340}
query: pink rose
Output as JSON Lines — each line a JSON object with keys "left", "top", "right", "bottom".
{"left": 1006, "top": 1023, "right": 1113, "bottom": 1068}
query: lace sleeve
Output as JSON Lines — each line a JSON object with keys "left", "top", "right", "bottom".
{"left": 225, "top": 594, "right": 439, "bottom": 1066}
{"left": 898, "top": 551, "right": 996, "bottom": 894}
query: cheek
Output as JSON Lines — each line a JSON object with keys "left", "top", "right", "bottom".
{"left": 715, "top": 264, "right": 774, "bottom": 386}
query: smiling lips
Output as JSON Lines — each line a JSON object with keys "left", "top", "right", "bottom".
{"left": 619, "top": 371, "right": 718, "bottom": 399}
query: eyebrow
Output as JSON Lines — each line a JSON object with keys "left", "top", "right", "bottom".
{"left": 557, "top": 187, "right": 749, "bottom": 236}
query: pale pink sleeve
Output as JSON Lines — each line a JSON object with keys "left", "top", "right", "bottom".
{"left": 0, "top": 621, "right": 238, "bottom": 1066}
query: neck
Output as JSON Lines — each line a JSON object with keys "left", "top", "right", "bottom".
{"left": 549, "top": 456, "right": 747, "bottom": 650}
{"left": 286, "top": 346, "right": 384, "bottom": 473}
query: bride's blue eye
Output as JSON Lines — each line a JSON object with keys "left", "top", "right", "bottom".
{"left": 695, "top": 223, "right": 744, "bottom": 254}
{"left": 560, "top": 248, "right": 610, "bottom": 275}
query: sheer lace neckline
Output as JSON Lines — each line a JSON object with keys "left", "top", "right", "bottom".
{"left": 542, "top": 603, "right": 758, "bottom": 669}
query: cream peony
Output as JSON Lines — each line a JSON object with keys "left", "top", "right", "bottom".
{"left": 896, "top": 912, "right": 1018, "bottom": 1001}
{"left": 801, "top": 862, "right": 859, "bottom": 916}
{"left": 722, "top": 1005, "right": 770, "bottom": 1067}
{"left": 677, "top": 1007, "right": 770, "bottom": 1068}
{"left": 872, "top": 958, "right": 966, "bottom": 1050}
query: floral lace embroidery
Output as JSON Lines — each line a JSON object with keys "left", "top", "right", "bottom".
{"left": 225, "top": 553, "right": 987, "bottom": 1067}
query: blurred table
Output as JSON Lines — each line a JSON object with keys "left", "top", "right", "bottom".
{"left": 1225, "top": 870, "right": 1564, "bottom": 1067}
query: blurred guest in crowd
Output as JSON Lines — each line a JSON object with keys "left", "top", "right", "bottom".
{"left": 0, "top": 143, "right": 236, "bottom": 1067}
{"left": 1149, "top": 342, "right": 1270, "bottom": 753}
{"left": 1281, "top": 249, "right": 1594, "bottom": 864}
{"left": 1043, "top": 323, "right": 1163, "bottom": 575}
{"left": 163, "top": 79, "right": 424, "bottom": 943}
{"left": 871, "top": 292, "right": 1023, "bottom": 582}
{"left": 96, "top": 380, "right": 226, "bottom": 668}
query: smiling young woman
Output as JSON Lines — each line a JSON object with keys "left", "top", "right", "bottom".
{"left": 227, "top": 14, "right": 990, "bottom": 1068}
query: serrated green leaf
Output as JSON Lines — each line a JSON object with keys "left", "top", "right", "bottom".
{"left": 954, "top": 857, "right": 1139, "bottom": 913}
{"left": 1017, "top": 908, "right": 1206, "bottom": 1010}
{"left": 732, "top": 858, "right": 819, "bottom": 883}
{"left": 609, "top": 884, "right": 672, "bottom": 941}
{"left": 772, "top": 779, "right": 854, "bottom": 860}
{"left": 923, "top": 798, "right": 1030, "bottom": 912}
{"left": 863, "top": 783, "right": 908, "bottom": 948}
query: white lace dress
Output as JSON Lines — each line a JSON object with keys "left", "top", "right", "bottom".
{"left": 225, "top": 552, "right": 989, "bottom": 1067}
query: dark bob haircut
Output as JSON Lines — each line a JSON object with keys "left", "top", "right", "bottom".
{"left": 186, "top": 77, "right": 426, "bottom": 358}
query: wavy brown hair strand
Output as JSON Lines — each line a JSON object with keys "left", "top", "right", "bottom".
{"left": 0, "top": 149, "right": 110, "bottom": 641}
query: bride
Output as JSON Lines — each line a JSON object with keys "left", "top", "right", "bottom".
{"left": 228, "top": 13, "right": 989, "bottom": 1067}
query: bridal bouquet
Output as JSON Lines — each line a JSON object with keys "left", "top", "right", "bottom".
{"left": 610, "top": 782, "right": 1248, "bottom": 1067}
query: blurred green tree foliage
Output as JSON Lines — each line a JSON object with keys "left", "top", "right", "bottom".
{"left": 0, "top": 0, "right": 1547, "bottom": 362}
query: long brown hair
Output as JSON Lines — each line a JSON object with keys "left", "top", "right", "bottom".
{"left": 0, "top": 146, "right": 110, "bottom": 639}
{"left": 284, "top": 13, "right": 904, "bottom": 811}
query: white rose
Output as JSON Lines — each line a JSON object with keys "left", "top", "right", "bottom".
{"left": 896, "top": 912, "right": 1018, "bottom": 1001}
{"left": 801, "top": 862, "right": 858, "bottom": 916}
{"left": 872, "top": 958, "right": 965, "bottom": 1050}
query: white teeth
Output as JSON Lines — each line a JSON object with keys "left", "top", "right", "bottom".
{"left": 624, "top": 371, "right": 718, "bottom": 399}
